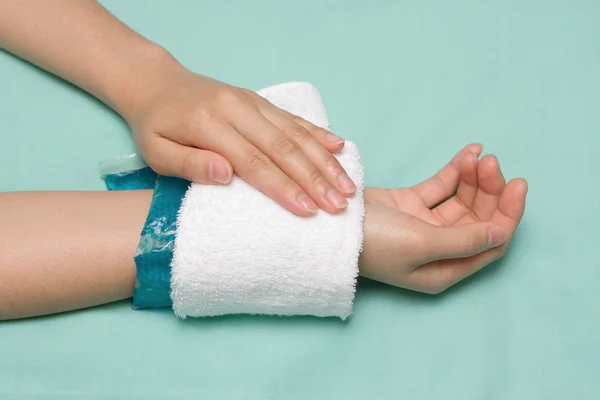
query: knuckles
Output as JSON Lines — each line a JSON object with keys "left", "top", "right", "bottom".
{"left": 324, "top": 156, "right": 344, "bottom": 175}
{"left": 272, "top": 136, "right": 299, "bottom": 158}
{"left": 463, "top": 234, "right": 481, "bottom": 255}
{"left": 214, "top": 85, "right": 246, "bottom": 108}
{"left": 186, "top": 107, "right": 214, "bottom": 130}
{"left": 310, "top": 126, "right": 330, "bottom": 139}
{"left": 246, "top": 153, "right": 271, "bottom": 174}
{"left": 183, "top": 86, "right": 250, "bottom": 132}
{"left": 286, "top": 125, "right": 310, "bottom": 143}
{"left": 308, "top": 170, "right": 324, "bottom": 186}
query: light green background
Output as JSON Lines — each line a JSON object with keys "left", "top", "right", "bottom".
{"left": 1, "top": 1, "right": 599, "bottom": 398}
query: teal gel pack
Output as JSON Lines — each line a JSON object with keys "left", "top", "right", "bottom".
{"left": 100, "top": 155, "right": 190, "bottom": 309}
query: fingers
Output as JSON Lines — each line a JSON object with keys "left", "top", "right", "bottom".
{"left": 292, "top": 116, "right": 345, "bottom": 152}
{"left": 422, "top": 222, "right": 507, "bottom": 263}
{"left": 410, "top": 243, "right": 508, "bottom": 294}
{"left": 455, "top": 152, "right": 479, "bottom": 206}
{"left": 258, "top": 105, "right": 356, "bottom": 196}
{"left": 409, "top": 178, "right": 528, "bottom": 294}
{"left": 407, "top": 222, "right": 507, "bottom": 294}
{"left": 226, "top": 104, "right": 351, "bottom": 214}
{"left": 196, "top": 120, "right": 323, "bottom": 217}
{"left": 156, "top": 120, "right": 322, "bottom": 217}
{"left": 144, "top": 135, "right": 233, "bottom": 185}
{"left": 432, "top": 150, "right": 479, "bottom": 225}
{"left": 469, "top": 154, "right": 506, "bottom": 220}
{"left": 412, "top": 144, "right": 483, "bottom": 208}
{"left": 492, "top": 178, "right": 528, "bottom": 230}
{"left": 247, "top": 90, "right": 346, "bottom": 153}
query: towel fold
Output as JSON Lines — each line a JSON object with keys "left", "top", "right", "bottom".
{"left": 170, "top": 82, "right": 365, "bottom": 319}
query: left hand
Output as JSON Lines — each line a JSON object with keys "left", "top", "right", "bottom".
{"left": 359, "top": 144, "right": 528, "bottom": 293}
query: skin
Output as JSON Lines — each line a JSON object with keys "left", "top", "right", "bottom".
{"left": 360, "top": 144, "right": 528, "bottom": 293}
{"left": 0, "top": 0, "right": 355, "bottom": 216}
{"left": 0, "top": 147, "right": 527, "bottom": 320}
{"left": 0, "top": 190, "right": 150, "bottom": 320}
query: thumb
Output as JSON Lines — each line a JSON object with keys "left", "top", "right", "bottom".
{"left": 425, "top": 223, "right": 507, "bottom": 261}
{"left": 148, "top": 139, "right": 233, "bottom": 185}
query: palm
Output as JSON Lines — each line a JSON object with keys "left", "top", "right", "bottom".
{"left": 364, "top": 144, "right": 527, "bottom": 255}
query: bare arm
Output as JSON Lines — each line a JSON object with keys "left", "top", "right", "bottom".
{"left": 0, "top": 0, "right": 168, "bottom": 119}
{"left": 0, "top": 1, "right": 356, "bottom": 216}
{"left": 0, "top": 190, "right": 151, "bottom": 320}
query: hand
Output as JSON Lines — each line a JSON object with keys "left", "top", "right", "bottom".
{"left": 359, "top": 144, "right": 528, "bottom": 294}
{"left": 123, "top": 61, "right": 355, "bottom": 217}
{"left": 0, "top": 1, "right": 355, "bottom": 217}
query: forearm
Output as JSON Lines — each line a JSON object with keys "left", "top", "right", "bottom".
{"left": 0, "top": 190, "right": 151, "bottom": 320}
{"left": 0, "top": 0, "right": 175, "bottom": 119}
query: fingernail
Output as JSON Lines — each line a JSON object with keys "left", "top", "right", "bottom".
{"left": 326, "top": 132, "right": 344, "bottom": 144}
{"left": 337, "top": 173, "right": 356, "bottom": 194}
{"left": 326, "top": 189, "right": 348, "bottom": 209}
{"left": 297, "top": 194, "right": 318, "bottom": 213}
{"left": 209, "top": 160, "right": 232, "bottom": 184}
{"left": 488, "top": 226, "right": 506, "bottom": 246}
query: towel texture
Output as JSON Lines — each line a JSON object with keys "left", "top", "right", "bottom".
{"left": 170, "top": 82, "right": 364, "bottom": 319}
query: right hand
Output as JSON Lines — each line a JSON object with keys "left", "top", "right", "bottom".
{"left": 359, "top": 145, "right": 528, "bottom": 294}
{"left": 123, "top": 59, "right": 356, "bottom": 217}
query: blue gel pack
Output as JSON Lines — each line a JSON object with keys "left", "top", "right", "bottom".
{"left": 104, "top": 167, "right": 158, "bottom": 191}
{"left": 102, "top": 162, "right": 190, "bottom": 309}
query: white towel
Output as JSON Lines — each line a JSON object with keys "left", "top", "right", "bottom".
{"left": 170, "top": 82, "right": 365, "bottom": 319}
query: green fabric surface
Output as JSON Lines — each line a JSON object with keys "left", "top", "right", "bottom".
{"left": 1, "top": 0, "right": 599, "bottom": 398}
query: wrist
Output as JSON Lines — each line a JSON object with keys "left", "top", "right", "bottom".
{"left": 100, "top": 42, "right": 182, "bottom": 123}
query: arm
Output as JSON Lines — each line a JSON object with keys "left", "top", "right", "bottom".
{"left": 0, "top": 0, "right": 161, "bottom": 117}
{"left": 0, "top": 147, "right": 527, "bottom": 320}
{"left": 0, "top": 190, "right": 151, "bottom": 320}
{"left": 0, "top": 0, "right": 355, "bottom": 216}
